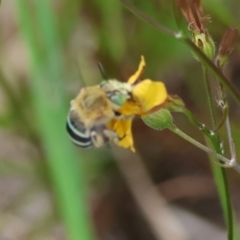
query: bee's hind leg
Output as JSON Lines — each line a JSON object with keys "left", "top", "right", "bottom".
{"left": 103, "top": 129, "right": 127, "bottom": 144}
{"left": 103, "top": 129, "right": 122, "bottom": 143}
{"left": 91, "top": 131, "right": 106, "bottom": 148}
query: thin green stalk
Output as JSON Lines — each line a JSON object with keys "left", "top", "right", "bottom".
{"left": 180, "top": 108, "right": 240, "bottom": 172}
{"left": 14, "top": 1, "right": 95, "bottom": 240}
{"left": 213, "top": 60, "right": 237, "bottom": 170}
{"left": 202, "top": 65, "right": 216, "bottom": 127}
{"left": 202, "top": 66, "right": 234, "bottom": 240}
{"left": 120, "top": 0, "right": 177, "bottom": 37}
{"left": 213, "top": 104, "right": 228, "bottom": 132}
{"left": 168, "top": 125, "right": 236, "bottom": 168}
{"left": 225, "top": 115, "right": 236, "bottom": 162}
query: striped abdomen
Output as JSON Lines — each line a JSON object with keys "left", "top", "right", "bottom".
{"left": 66, "top": 114, "right": 93, "bottom": 148}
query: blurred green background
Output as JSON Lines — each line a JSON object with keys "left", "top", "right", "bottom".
{"left": 0, "top": 0, "right": 240, "bottom": 239}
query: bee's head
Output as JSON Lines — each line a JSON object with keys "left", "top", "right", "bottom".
{"left": 100, "top": 79, "right": 132, "bottom": 107}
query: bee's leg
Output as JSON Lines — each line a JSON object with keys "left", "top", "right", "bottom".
{"left": 90, "top": 131, "right": 106, "bottom": 148}
{"left": 103, "top": 129, "right": 120, "bottom": 143}
{"left": 103, "top": 129, "right": 127, "bottom": 144}
{"left": 118, "top": 134, "right": 126, "bottom": 141}
{"left": 113, "top": 111, "right": 135, "bottom": 120}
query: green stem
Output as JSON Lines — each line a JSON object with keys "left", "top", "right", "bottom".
{"left": 180, "top": 108, "right": 240, "bottom": 172}
{"left": 182, "top": 109, "right": 213, "bottom": 135}
{"left": 213, "top": 104, "right": 228, "bottom": 132}
{"left": 120, "top": 0, "right": 177, "bottom": 37}
{"left": 202, "top": 65, "right": 216, "bottom": 127}
{"left": 226, "top": 116, "right": 236, "bottom": 161}
{"left": 169, "top": 126, "right": 236, "bottom": 169}
{"left": 202, "top": 66, "right": 234, "bottom": 240}
{"left": 214, "top": 73, "right": 237, "bottom": 170}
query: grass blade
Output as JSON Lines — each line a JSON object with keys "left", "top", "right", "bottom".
{"left": 14, "top": 1, "right": 95, "bottom": 240}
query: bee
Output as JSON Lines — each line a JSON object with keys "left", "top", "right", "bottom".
{"left": 67, "top": 82, "right": 131, "bottom": 149}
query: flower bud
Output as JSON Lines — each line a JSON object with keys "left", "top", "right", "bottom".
{"left": 216, "top": 27, "right": 239, "bottom": 68}
{"left": 192, "top": 31, "right": 215, "bottom": 59}
{"left": 164, "top": 95, "right": 186, "bottom": 112}
{"left": 142, "top": 109, "right": 174, "bottom": 130}
{"left": 176, "top": 0, "right": 205, "bottom": 33}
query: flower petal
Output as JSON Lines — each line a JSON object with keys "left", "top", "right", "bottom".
{"left": 132, "top": 79, "right": 168, "bottom": 114}
{"left": 128, "top": 56, "right": 146, "bottom": 85}
{"left": 117, "top": 101, "right": 141, "bottom": 116}
{"left": 107, "top": 119, "right": 135, "bottom": 152}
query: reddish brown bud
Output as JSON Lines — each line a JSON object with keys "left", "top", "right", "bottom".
{"left": 216, "top": 27, "right": 239, "bottom": 68}
{"left": 219, "top": 27, "right": 239, "bottom": 56}
{"left": 176, "top": 0, "right": 206, "bottom": 33}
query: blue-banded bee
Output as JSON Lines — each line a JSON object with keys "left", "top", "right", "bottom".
{"left": 67, "top": 80, "right": 132, "bottom": 149}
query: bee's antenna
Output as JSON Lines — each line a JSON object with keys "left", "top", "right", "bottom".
{"left": 77, "top": 57, "right": 87, "bottom": 87}
{"left": 98, "top": 62, "right": 108, "bottom": 80}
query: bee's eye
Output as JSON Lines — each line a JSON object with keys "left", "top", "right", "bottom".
{"left": 110, "top": 93, "right": 128, "bottom": 106}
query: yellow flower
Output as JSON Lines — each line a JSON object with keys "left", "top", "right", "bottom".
{"left": 118, "top": 55, "right": 168, "bottom": 116}
{"left": 107, "top": 56, "right": 168, "bottom": 151}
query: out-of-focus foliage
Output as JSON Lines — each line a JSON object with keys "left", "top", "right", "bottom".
{"left": 0, "top": 0, "right": 240, "bottom": 239}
